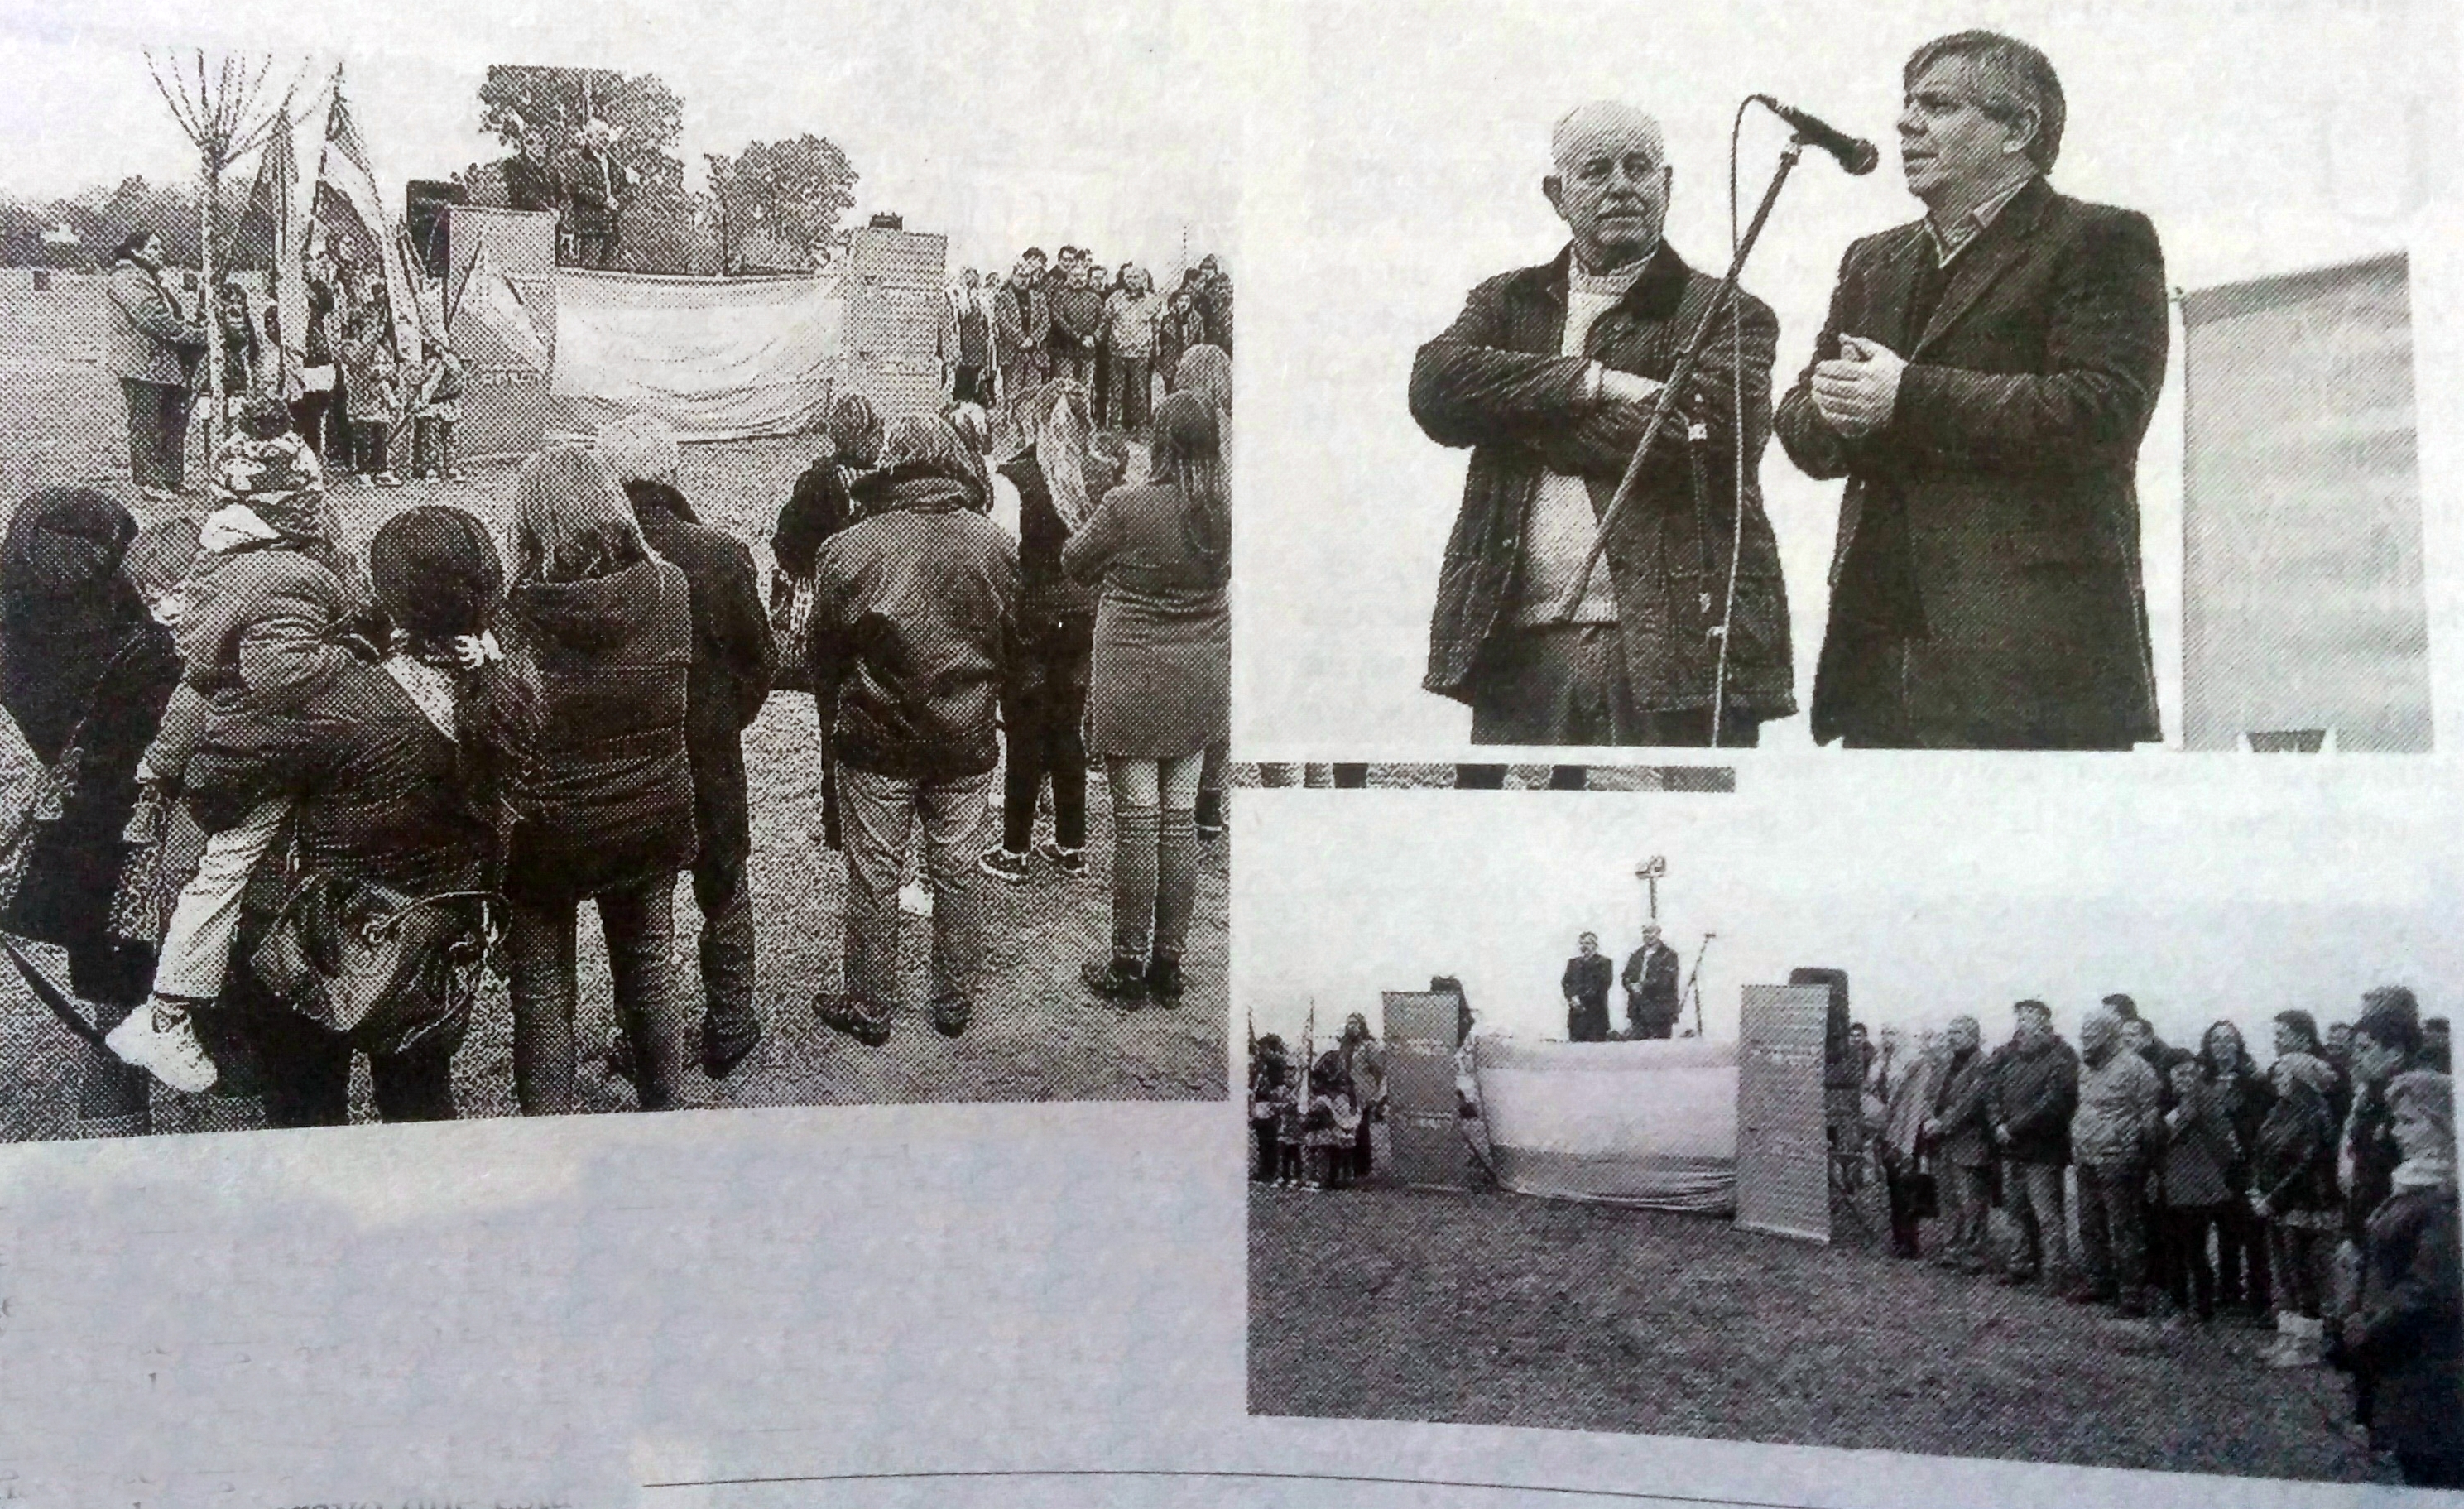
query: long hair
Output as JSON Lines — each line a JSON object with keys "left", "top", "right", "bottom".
{"left": 998, "top": 380, "right": 1094, "bottom": 530}
{"left": 1149, "top": 392, "right": 1229, "bottom": 588}
{"left": 512, "top": 445, "right": 648, "bottom": 584}
{"left": 1174, "top": 344, "right": 1232, "bottom": 417}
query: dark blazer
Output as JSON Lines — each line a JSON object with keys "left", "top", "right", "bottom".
{"left": 1410, "top": 243, "right": 1794, "bottom": 724}
{"left": 1561, "top": 953, "right": 1613, "bottom": 1043}
{"left": 1621, "top": 940, "right": 1681, "bottom": 1034}
{"left": 1775, "top": 178, "right": 2166, "bottom": 748}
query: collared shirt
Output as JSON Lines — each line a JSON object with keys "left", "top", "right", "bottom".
{"left": 1926, "top": 172, "right": 2038, "bottom": 267}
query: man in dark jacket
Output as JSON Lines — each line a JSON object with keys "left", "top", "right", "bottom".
{"left": 1621, "top": 923, "right": 1681, "bottom": 1038}
{"left": 1409, "top": 101, "right": 1794, "bottom": 747}
{"left": 1561, "top": 931, "right": 1612, "bottom": 1043}
{"left": 997, "top": 250, "right": 1054, "bottom": 396}
{"left": 1926, "top": 1015, "right": 1996, "bottom": 1271}
{"left": 1047, "top": 260, "right": 1105, "bottom": 388}
{"left": 808, "top": 415, "right": 1018, "bottom": 1045}
{"left": 1989, "top": 997, "right": 2080, "bottom": 1286}
{"left": 1775, "top": 31, "right": 2166, "bottom": 749}
{"left": 606, "top": 416, "right": 778, "bottom": 1079}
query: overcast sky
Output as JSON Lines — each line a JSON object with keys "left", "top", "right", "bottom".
{"left": 1235, "top": 0, "right": 2464, "bottom": 753}
{"left": 1235, "top": 762, "right": 2462, "bottom": 1060}
{"left": 0, "top": 0, "right": 1239, "bottom": 273}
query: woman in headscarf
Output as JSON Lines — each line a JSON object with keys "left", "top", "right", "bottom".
{"left": 493, "top": 445, "right": 699, "bottom": 1113}
{"left": 0, "top": 492, "right": 193, "bottom": 1134}
{"left": 184, "top": 505, "right": 507, "bottom": 1127}
{"left": 1064, "top": 392, "right": 1228, "bottom": 1006}
{"left": 2202, "top": 1019, "right": 2276, "bottom": 1320}
{"left": 2253, "top": 1035, "right": 2346, "bottom": 1367}
{"left": 2333, "top": 1069, "right": 2463, "bottom": 1487}
{"left": 980, "top": 381, "right": 1098, "bottom": 887}
{"left": 1170, "top": 344, "right": 1235, "bottom": 840}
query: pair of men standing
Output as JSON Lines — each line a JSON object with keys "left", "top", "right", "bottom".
{"left": 1559, "top": 926, "right": 1682, "bottom": 1043}
{"left": 1415, "top": 30, "right": 2166, "bottom": 749}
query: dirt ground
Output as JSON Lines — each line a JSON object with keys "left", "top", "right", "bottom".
{"left": 0, "top": 438, "right": 1227, "bottom": 1138}
{"left": 1248, "top": 1172, "right": 2399, "bottom": 1484}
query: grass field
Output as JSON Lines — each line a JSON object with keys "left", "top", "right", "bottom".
{"left": 0, "top": 435, "right": 1227, "bottom": 1137}
{"left": 1249, "top": 1172, "right": 2396, "bottom": 1484}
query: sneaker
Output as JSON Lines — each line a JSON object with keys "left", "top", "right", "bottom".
{"left": 930, "top": 996, "right": 972, "bottom": 1038}
{"left": 978, "top": 846, "right": 1030, "bottom": 885}
{"left": 898, "top": 881, "right": 933, "bottom": 917}
{"left": 1083, "top": 954, "right": 1149, "bottom": 1004}
{"left": 814, "top": 992, "right": 892, "bottom": 1047}
{"left": 1145, "top": 954, "right": 1186, "bottom": 1004}
{"left": 372, "top": 471, "right": 403, "bottom": 489}
{"left": 1034, "top": 839, "right": 1087, "bottom": 877}
{"left": 103, "top": 1001, "right": 219, "bottom": 1093}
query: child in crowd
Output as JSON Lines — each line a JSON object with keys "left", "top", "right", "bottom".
{"left": 1304, "top": 1050, "right": 1360, "bottom": 1191}
{"left": 104, "top": 396, "right": 367, "bottom": 1093}
{"left": 338, "top": 310, "right": 401, "bottom": 488}
{"left": 1250, "top": 1035, "right": 1291, "bottom": 1184}
{"left": 409, "top": 341, "right": 468, "bottom": 483}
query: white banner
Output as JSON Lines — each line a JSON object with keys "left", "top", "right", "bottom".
{"left": 549, "top": 268, "right": 847, "bottom": 441}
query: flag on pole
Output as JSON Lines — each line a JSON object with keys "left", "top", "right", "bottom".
{"left": 232, "top": 99, "right": 305, "bottom": 394}
{"left": 311, "top": 66, "right": 423, "bottom": 361}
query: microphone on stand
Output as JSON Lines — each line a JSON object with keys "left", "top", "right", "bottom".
{"left": 1750, "top": 95, "right": 1880, "bottom": 175}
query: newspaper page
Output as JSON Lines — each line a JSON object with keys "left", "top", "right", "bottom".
{"left": 0, "top": 0, "right": 2457, "bottom": 1505}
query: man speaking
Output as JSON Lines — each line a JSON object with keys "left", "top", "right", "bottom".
{"left": 1410, "top": 102, "right": 1795, "bottom": 747}
{"left": 1776, "top": 33, "right": 2166, "bottom": 749}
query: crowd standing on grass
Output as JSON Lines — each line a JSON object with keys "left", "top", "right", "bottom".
{"left": 947, "top": 245, "right": 1232, "bottom": 436}
{"left": 1844, "top": 989, "right": 2462, "bottom": 1488}
{"left": 0, "top": 260, "right": 1235, "bottom": 1128}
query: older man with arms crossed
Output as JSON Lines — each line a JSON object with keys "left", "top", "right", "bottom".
{"left": 1777, "top": 31, "right": 2165, "bottom": 749}
{"left": 1410, "top": 102, "right": 1795, "bottom": 747}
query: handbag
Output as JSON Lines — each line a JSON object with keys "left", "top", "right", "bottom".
{"left": 248, "top": 872, "right": 497, "bottom": 1061}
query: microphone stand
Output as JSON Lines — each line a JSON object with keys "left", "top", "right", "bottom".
{"left": 1549, "top": 137, "right": 1810, "bottom": 697}
{"left": 1683, "top": 931, "right": 1716, "bottom": 1039}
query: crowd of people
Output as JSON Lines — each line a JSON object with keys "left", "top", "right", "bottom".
{"left": 1851, "top": 991, "right": 2461, "bottom": 1487}
{"left": 1247, "top": 1012, "right": 1389, "bottom": 1191}
{"left": 3, "top": 284, "right": 1234, "bottom": 1126}
{"left": 104, "top": 228, "right": 468, "bottom": 506}
{"left": 940, "top": 245, "right": 1232, "bottom": 436}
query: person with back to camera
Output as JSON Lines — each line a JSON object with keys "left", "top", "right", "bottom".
{"left": 1410, "top": 101, "right": 1795, "bottom": 748}
{"left": 1066, "top": 392, "right": 1229, "bottom": 1007}
{"left": 492, "top": 445, "right": 699, "bottom": 1113}
{"left": 1775, "top": 31, "right": 2166, "bottom": 749}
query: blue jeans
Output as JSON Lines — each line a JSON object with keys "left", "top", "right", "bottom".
{"left": 838, "top": 767, "right": 992, "bottom": 1014}
{"left": 505, "top": 873, "right": 690, "bottom": 1113}
{"left": 2002, "top": 1159, "right": 2070, "bottom": 1278}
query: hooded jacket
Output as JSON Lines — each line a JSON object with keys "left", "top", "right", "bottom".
{"left": 495, "top": 555, "right": 697, "bottom": 902}
{"left": 626, "top": 481, "right": 776, "bottom": 876}
{"left": 2073, "top": 1019, "right": 2163, "bottom": 1169}
{"left": 809, "top": 459, "right": 1019, "bottom": 781}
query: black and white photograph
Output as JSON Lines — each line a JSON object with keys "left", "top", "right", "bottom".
{"left": 0, "top": 15, "right": 1236, "bottom": 1137}
{"left": 1238, "top": 0, "right": 2452, "bottom": 753}
{"left": 1243, "top": 765, "right": 2464, "bottom": 1487}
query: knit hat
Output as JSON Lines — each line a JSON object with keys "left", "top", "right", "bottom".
{"left": 597, "top": 412, "right": 680, "bottom": 488}
{"left": 368, "top": 504, "right": 506, "bottom": 641}
{"left": 827, "top": 393, "right": 884, "bottom": 466}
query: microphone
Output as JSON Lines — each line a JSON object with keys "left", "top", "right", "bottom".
{"left": 1751, "top": 95, "right": 1880, "bottom": 175}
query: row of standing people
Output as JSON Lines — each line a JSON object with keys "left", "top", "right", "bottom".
{"left": 1863, "top": 992, "right": 2462, "bottom": 1488}
{"left": 1247, "top": 1016, "right": 1388, "bottom": 1190}
{"left": 944, "top": 246, "right": 1232, "bottom": 435}
{"left": 2, "top": 349, "right": 1230, "bottom": 1124}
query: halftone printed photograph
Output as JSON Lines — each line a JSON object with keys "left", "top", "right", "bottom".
{"left": 1242, "top": 765, "right": 2464, "bottom": 1489}
{"left": 0, "top": 13, "right": 1236, "bottom": 1137}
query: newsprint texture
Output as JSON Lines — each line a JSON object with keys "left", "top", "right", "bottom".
{"left": 0, "top": 1, "right": 2461, "bottom": 1507}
